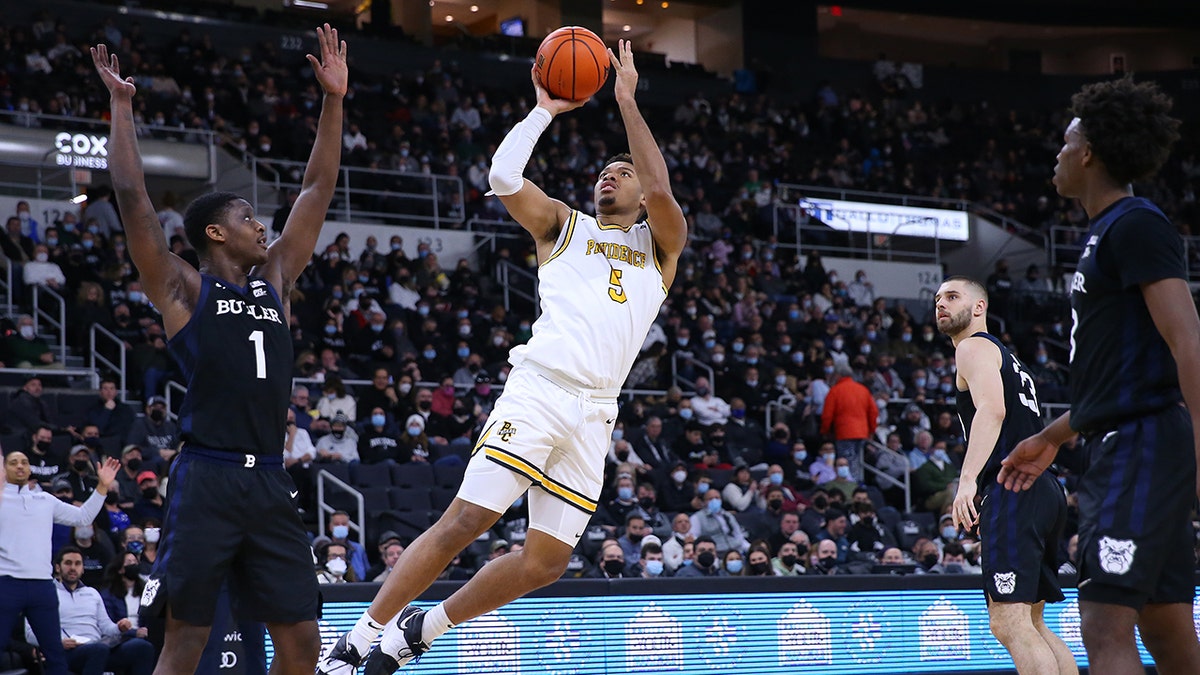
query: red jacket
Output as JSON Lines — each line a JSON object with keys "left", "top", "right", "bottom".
{"left": 820, "top": 376, "right": 878, "bottom": 440}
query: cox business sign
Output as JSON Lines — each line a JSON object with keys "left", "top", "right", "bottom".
{"left": 54, "top": 132, "right": 109, "bottom": 169}
{"left": 800, "top": 197, "right": 969, "bottom": 241}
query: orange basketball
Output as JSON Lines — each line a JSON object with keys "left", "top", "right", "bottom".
{"left": 535, "top": 26, "right": 610, "bottom": 101}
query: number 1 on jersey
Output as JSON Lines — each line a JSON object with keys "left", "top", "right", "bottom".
{"left": 248, "top": 330, "right": 266, "bottom": 379}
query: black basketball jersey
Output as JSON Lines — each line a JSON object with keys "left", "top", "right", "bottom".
{"left": 167, "top": 274, "right": 292, "bottom": 454}
{"left": 1068, "top": 197, "right": 1185, "bottom": 433}
{"left": 956, "top": 332, "right": 1044, "bottom": 492}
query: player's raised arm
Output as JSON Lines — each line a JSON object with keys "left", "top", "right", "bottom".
{"left": 488, "top": 68, "right": 585, "bottom": 245}
{"left": 609, "top": 40, "right": 687, "bottom": 278}
{"left": 91, "top": 44, "right": 199, "bottom": 336}
{"left": 263, "top": 23, "right": 346, "bottom": 287}
{"left": 950, "top": 336, "right": 1004, "bottom": 531}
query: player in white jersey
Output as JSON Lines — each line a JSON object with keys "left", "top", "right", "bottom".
{"left": 318, "top": 39, "right": 686, "bottom": 674}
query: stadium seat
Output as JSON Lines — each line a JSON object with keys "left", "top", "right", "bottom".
{"left": 432, "top": 464, "right": 466, "bottom": 489}
{"left": 896, "top": 511, "right": 936, "bottom": 550}
{"left": 317, "top": 463, "right": 352, "bottom": 487}
{"left": 864, "top": 486, "right": 887, "bottom": 511}
{"left": 430, "top": 486, "right": 458, "bottom": 512}
{"left": 360, "top": 486, "right": 391, "bottom": 515}
{"left": 390, "top": 462, "right": 434, "bottom": 489}
{"left": 707, "top": 468, "right": 734, "bottom": 491}
{"left": 351, "top": 463, "right": 393, "bottom": 488}
{"left": 56, "top": 392, "right": 94, "bottom": 423}
{"left": 388, "top": 487, "right": 432, "bottom": 513}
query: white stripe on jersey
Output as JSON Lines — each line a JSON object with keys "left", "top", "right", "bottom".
{"left": 509, "top": 210, "right": 667, "bottom": 390}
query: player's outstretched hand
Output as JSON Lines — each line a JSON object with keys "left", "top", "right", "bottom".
{"left": 998, "top": 433, "right": 1057, "bottom": 492}
{"left": 90, "top": 44, "right": 136, "bottom": 99}
{"left": 607, "top": 39, "right": 638, "bottom": 104}
{"left": 307, "top": 23, "right": 348, "bottom": 98}
{"left": 95, "top": 457, "right": 122, "bottom": 493}
{"left": 531, "top": 66, "right": 588, "bottom": 116}
{"left": 950, "top": 480, "right": 978, "bottom": 532}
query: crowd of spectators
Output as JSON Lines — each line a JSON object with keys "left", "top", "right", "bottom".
{"left": 4, "top": 7, "right": 1196, "bottom": 585}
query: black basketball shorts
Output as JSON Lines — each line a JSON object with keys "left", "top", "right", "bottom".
{"left": 141, "top": 446, "right": 319, "bottom": 625}
{"left": 979, "top": 472, "right": 1067, "bottom": 604}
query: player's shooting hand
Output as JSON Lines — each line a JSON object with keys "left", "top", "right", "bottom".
{"left": 607, "top": 39, "right": 638, "bottom": 104}
{"left": 307, "top": 23, "right": 348, "bottom": 98}
{"left": 95, "top": 457, "right": 122, "bottom": 493}
{"left": 997, "top": 433, "right": 1057, "bottom": 492}
{"left": 951, "top": 480, "right": 978, "bottom": 531}
{"left": 531, "top": 66, "right": 588, "bottom": 116}
{"left": 91, "top": 44, "right": 136, "bottom": 99}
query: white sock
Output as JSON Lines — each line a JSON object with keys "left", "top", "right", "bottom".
{"left": 420, "top": 603, "right": 455, "bottom": 645}
{"left": 348, "top": 613, "right": 385, "bottom": 655}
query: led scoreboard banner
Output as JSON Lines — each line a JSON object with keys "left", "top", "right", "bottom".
{"left": 259, "top": 576, "right": 1200, "bottom": 674}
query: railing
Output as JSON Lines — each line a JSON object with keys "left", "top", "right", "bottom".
{"left": 1050, "top": 224, "right": 1200, "bottom": 282}
{"left": 0, "top": 366, "right": 98, "bottom": 387}
{"left": 669, "top": 352, "right": 715, "bottom": 394}
{"left": 1, "top": 260, "right": 12, "bottom": 313}
{"left": 494, "top": 259, "right": 540, "bottom": 316}
{"left": 89, "top": 323, "right": 128, "bottom": 402}
{"left": 164, "top": 381, "right": 187, "bottom": 421}
{"left": 31, "top": 284, "right": 68, "bottom": 364}
{"left": 863, "top": 437, "right": 912, "bottom": 514}
{"left": 244, "top": 155, "right": 465, "bottom": 230}
{"left": 316, "top": 469, "right": 367, "bottom": 549}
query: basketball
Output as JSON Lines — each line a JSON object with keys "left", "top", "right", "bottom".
{"left": 535, "top": 26, "right": 610, "bottom": 101}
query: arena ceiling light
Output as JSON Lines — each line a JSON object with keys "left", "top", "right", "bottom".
{"left": 290, "top": 0, "right": 330, "bottom": 8}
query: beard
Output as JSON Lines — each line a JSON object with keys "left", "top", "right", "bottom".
{"left": 937, "top": 307, "right": 974, "bottom": 336}
{"left": 597, "top": 194, "right": 617, "bottom": 209}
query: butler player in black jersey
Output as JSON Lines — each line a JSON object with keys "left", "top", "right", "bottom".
{"left": 1001, "top": 79, "right": 1200, "bottom": 675}
{"left": 936, "top": 277, "right": 1076, "bottom": 675}
{"left": 91, "top": 26, "right": 346, "bottom": 674}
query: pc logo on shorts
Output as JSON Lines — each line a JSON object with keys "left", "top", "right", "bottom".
{"left": 993, "top": 572, "right": 1016, "bottom": 595}
{"left": 140, "top": 578, "right": 161, "bottom": 607}
{"left": 1098, "top": 536, "right": 1136, "bottom": 575}
{"left": 499, "top": 422, "right": 518, "bottom": 442}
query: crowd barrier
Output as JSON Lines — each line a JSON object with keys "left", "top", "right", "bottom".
{"left": 247, "top": 575, "right": 1197, "bottom": 674}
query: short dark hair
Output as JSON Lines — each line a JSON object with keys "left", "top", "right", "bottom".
{"left": 941, "top": 275, "right": 987, "bottom": 303}
{"left": 1070, "top": 77, "right": 1181, "bottom": 185}
{"left": 183, "top": 191, "right": 242, "bottom": 257}
{"left": 56, "top": 545, "right": 83, "bottom": 565}
{"left": 603, "top": 153, "right": 633, "bottom": 170}
{"left": 943, "top": 542, "right": 966, "bottom": 558}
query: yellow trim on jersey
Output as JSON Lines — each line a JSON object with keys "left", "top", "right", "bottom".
{"left": 596, "top": 219, "right": 634, "bottom": 232}
{"left": 471, "top": 420, "right": 499, "bottom": 457}
{"left": 541, "top": 210, "right": 578, "bottom": 267}
{"left": 482, "top": 447, "right": 598, "bottom": 514}
{"left": 645, "top": 219, "right": 669, "bottom": 294}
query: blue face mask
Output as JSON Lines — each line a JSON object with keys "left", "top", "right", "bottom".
{"left": 707, "top": 497, "right": 722, "bottom": 514}
{"left": 941, "top": 526, "right": 957, "bottom": 540}
{"left": 732, "top": 342, "right": 744, "bottom": 353}
{"left": 679, "top": 408, "right": 693, "bottom": 420}
{"left": 423, "top": 349, "right": 437, "bottom": 360}
{"left": 370, "top": 324, "right": 384, "bottom": 333}
{"left": 769, "top": 473, "right": 783, "bottom": 485}
{"left": 915, "top": 377, "right": 927, "bottom": 389}
{"left": 618, "top": 487, "right": 634, "bottom": 501}
{"left": 704, "top": 339, "right": 716, "bottom": 350}
{"left": 725, "top": 559, "right": 743, "bottom": 574}
{"left": 682, "top": 558, "right": 694, "bottom": 567}
{"left": 324, "top": 325, "right": 337, "bottom": 335}
{"left": 645, "top": 559, "right": 664, "bottom": 576}
{"left": 332, "top": 525, "right": 349, "bottom": 539}
{"left": 788, "top": 310, "right": 801, "bottom": 320}
{"left": 47, "top": 237, "right": 58, "bottom": 246}
{"left": 794, "top": 450, "right": 807, "bottom": 463}
{"left": 332, "top": 290, "right": 343, "bottom": 300}
{"left": 836, "top": 465, "right": 852, "bottom": 479}
{"left": 456, "top": 347, "right": 470, "bottom": 359}
{"left": 780, "top": 344, "right": 791, "bottom": 353}
{"left": 731, "top": 409, "right": 746, "bottom": 419}
{"left": 612, "top": 429, "right": 625, "bottom": 441}
{"left": 82, "top": 239, "right": 94, "bottom": 250}
{"left": 417, "top": 306, "right": 430, "bottom": 316}
{"left": 126, "top": 541, "right": 144, "bottom": 555}
{"left": 696, "top": 482, "right": 710, "bottom": 494}
{"left": 407, "top": 425, "right": 423, "bottom": 436}
{"left": 371, "top": 414, "right": 386, "bottom": 427}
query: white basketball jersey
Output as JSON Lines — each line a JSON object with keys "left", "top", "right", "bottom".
{"left": 509, "top": 210, "right": 668, "bottom": 390}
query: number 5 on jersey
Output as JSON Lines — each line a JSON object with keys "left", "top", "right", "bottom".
{"left": 608, "top": 269, "right": 627, "bottom": 304}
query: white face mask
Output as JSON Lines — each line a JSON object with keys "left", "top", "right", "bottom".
{"left": 19, "top": 325, "right": 35, "bottom": 340}
{"left": 145, "top": 528, "right": 161, "bottom": 544}
{"left": 326, "top": 557, "right": 347, "bottom": 576}
{"left": 672, "top": 470, "right": 687, "bottom": 484}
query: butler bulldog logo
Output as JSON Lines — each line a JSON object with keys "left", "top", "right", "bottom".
{"left": 1098, "top": 536, "right": 1136, "bottom": 575}
{"left": 993, "top": 572, "right": 1016, "bottom": 595}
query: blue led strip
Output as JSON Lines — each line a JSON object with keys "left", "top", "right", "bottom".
{"left": 269, "top": 587, "right": 1198, "bottom": 673}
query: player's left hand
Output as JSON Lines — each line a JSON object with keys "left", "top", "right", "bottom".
{"left": 607, "top": 39, "right": 638, "bottom": 104}
{"left": 308, "top": 23, "right": 348, "bottom": 98}
{"left": 951, "top": 480, "right": 978, "bottom": 531}
{"left": 95, "top": 457, "right": 122, "bottom": 494}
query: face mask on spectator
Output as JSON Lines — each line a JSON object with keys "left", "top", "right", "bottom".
{"left": 942, "top": 526, "right": 957, "bottom": 541}
{"left": 35, "top": 252, "right": 48, "bottom": 262}
{"left": 603, "top": 559, "right": 625, "bottom": 576}
{"left": 769, "top": 473, "right": 783, "bottom": 486}
{"left": 423, "top": 349, "right": 437, "bottom": 360}
{"left": 123, "top": 564, "right": 141, "bottom": 581}
{"left": 914, "top": 377, "right": 927, "bottom": 389}
{"left": 836, "top": 465, "right": 852, "bottom": 479}
{"left": 726, "top": 559, "right": 744, "bottom": 574}
{"left": 399, "top": 383, "right": 412, "bottom": 395}
{"left": 823, "top": 366, "right": 834, "bottom": 376}
{"left": 712, "top": 353, "right": 725, "bottom": 365}
{"left": 371, "top": 414, "right": 386, "bottom": 428}
{"left": 901, "top": 333, "right": 912, "bottom": 342}
{"left": 696, "top": 551, "right": 715, "bottom": 568}
{"left": 617, "top": 487, "right": 634, "bottom": 501}
{"left": 75, "top": 526, "right": 94, "bottom": 541}
{"left": 707, "top": 498, "right": 722, "bottom": 514}
{"left": 145, "top": 528, "right": 160, "bottom": 544}
{"left": 731, "top": 408, "right": 746, "bottom": 419}
{"left": 672, "top": 470, "right": 687, "bottom": 484}
{"left": 456, "top": 347, "right": 470, "bottom": 358}
{"left": 407, "top": 425, "right": 422, "bottom": 437}
{"left": 19, "top": 325, "right": 35, "bottom": 340}
{"left": 644, "top": 559, "right": 664, "bottom": 576}
{"left": 781, "top": 554, "right": 798, "bottom": 568}
{"left": 332, "top": 525, "right": 350, "bottom": 540}
{"left": 73, "top": 459, "right": 90, "bottom": 472}
{"left": 678, "top": 409, "right": 693, "bottom": 420}
{"left": 324, "top": 325, "right": 337, "bottom": 335}
{"left": 326, "top": 557, "right": 347, "bottom": 576}
{"left": 794, "top": 450, "right": 807, "bottom": 463}
{"left": 612, "top": 429, "right": 624, "bottom": 441}
{"left": 940, "top": 382, "right": 954, "bottom": 394}
{"left": 822, "top": 453, "right": 835, "bottom": 465}
{"left": 731, "top": 342, "right": 744, "bottom": 354}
